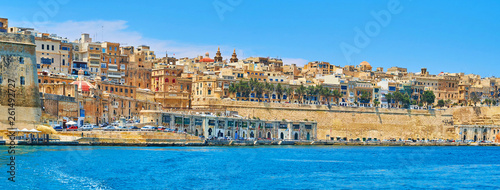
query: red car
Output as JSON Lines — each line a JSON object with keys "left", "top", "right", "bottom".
{"left": 67, "top": 126, "right": 78, "bottom": 130}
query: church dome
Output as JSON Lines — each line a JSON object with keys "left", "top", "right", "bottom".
{"left": 360, "top": 61, "right": 371, "bottom": 66}
{"left": 199, "top": 52, "right": 214, "bottom": 62}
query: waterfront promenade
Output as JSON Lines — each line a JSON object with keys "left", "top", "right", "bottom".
{"left": 2, "top": 138, "right": 498, "bottom": 147}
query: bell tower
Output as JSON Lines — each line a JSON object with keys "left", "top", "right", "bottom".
{"left": 230, "top": 49, "right": 238, "bottom": 63}
{"left": 214, "top": 47, "right": 223, "bottom": 62}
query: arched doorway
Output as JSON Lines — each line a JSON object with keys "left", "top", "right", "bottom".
{"left": 195, "top": 129, "right": 198, "bottom": 136}
{"left": 267, "top": 132, "right": 271, "bottom": 139}
{"left": 250, "top": 131, "right": 254, "bottom": 138}
{"left": 208, "top": 128, "right": 212, "bottom": 136}
{"left": 463, "top": 135, "right": 466, "bottom": 141}
{"left": 294, "top": 133, "right": 299, "bottom": 140}
{"left": 474, "top": 135, "right": 477, "bottom": 142}
{"left": 259, "top": 132, "right": 262, "bottom": 138}
{"left": 235, "top": 131, "right": 238, "bottom": 139}
{"left": 307, "top": 132, "right": 310, "bottom": 140}
{"left": 280, "top": 132, "right": 284, "bottom": 139}
{"left": 227, "top": 131, "right": 231, "bottom": 137}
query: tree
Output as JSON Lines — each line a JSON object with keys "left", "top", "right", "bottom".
{"left": 306, "top": 85, "right": 316, "bottom": 104}
{"left": 374, "top": 100, "right": 380, "bottom": 107}
{"left": 359, "top": 90, "right": 371, "bottom": 104}
{"left": 470, "top": 92, "right": 480, "bottom": 107}
{"left": 445, "top": 99, "right": 452, "bottom": 107}
{"left": 331, "top": 90, "right": 343, "bottom": 105}
{"left": 295, "top": 85, "right": 307, "bottom": 103}
{"left": 385, "top": 93, "right": 394, "bottom": 108}
{"left": 283, "top": 87, "right": 291, "bottom": 102}
{"left": 275, "top": 83, "right": 283, "bottom": 102}
{"left": 422, "top": 91, "right": 436, "bottom": 107}
{"left": 437, "top": 99, "right": 445, "bottom": 108}
{"left": 320, "top": 87, "right": 332, "bottom": 105}
{"left": 393, "top": 91, "right": 404, "bottom": 107}
{"left": 484, "top": 99, "right": 492, "bottom": 107}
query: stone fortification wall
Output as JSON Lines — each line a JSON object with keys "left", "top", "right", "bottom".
{"left": 193, "top": 99, "right": 457, "bottom": 140}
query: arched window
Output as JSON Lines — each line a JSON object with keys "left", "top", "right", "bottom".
{"left": 62, "top": 59, "right": 65, "bottom": 65}
{"left": 165, "top": 78, "right": 169, "bottom": 82}
{"left": 172, "top": 79, "right": 176, "bottom": 83}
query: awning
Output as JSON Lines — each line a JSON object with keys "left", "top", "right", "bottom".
{"left": 29, "top": 129, "right": 41, "bottom": 133}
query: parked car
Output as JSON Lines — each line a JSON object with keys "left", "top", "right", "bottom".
{"left": 117, "top": 126, "right": 127, "bottom": 130}
{"left": 53, "top": 125, "right": 63, "bottom": 130}
{"left": 81, "top": 125, "right": 93, "bottom": 131}
{"left": 158, "top": 126, "right": 166, "bottom": 131}
{"left": 141, "top": 125, "right": 156, "bottom": 131}
{"left": 103, "top": 126, "right": 116, "bottom": 130}
{"left": 67, "top": 126, "right": 78, "bottom": 130}
{"left": 128, "top": 126, "right": 139, "bottom": 130}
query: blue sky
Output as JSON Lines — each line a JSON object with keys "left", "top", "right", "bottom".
{"left": 3, "top": 0, "right": 500, "bottom": 77}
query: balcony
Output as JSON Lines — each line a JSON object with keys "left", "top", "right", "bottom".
{"left": 108, "top": 64, "right": 118, "bottom": 72}
{"left": 108, "top": 72, "right": 122, "bottom": 78}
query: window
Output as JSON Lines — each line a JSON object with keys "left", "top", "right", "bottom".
{"left": 41, "top": 44, "right": 44, "bottom": 50}
{"left": 125, "top": 89, "right": 128, "bottom": 93}
{"left": 52, "top": 45, "right": 54, "bottom": 51}
{"left": 0, "top": 75, "right": 2, "bottom": 84}
{"left": 130, "top": 90, "right": 133, "bottom": 93}
{"left": 102, "top": 49, "right": 105, "bottom": 53}
{"left": 115, "top": 47, "right": 117, "bottom": 51}
{"left": 19, "top": 57, "right": 24, "bottom": 64}
{"left": 109, "top": 47, "right": 112, "bottom": 51}
{"left": 90, "top": 47, "right": 94, "bottom": 50}
{"left": 120, "top": 88, "right": 123, "bottom": 92}
{"left": 62, "top": 59, "right": 65, "bottom": 65}
{"left": 105, "top": 87, "right": 108, "bottom": 91}
{"left": 109, "top": 58, "right": 111, "bottom": 63}
{"left": 101, "top": 63, "right": 106, "bottom": 68}
{"left": 20, "top": 76, "right": 25, "bottom": 85}
{"left": 165, "top": 78, "right": 169, "bottom": 82}
{"left": 114, "top": 59, "right": 116, "bottom": 64}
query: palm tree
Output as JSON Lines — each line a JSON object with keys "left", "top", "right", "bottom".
{"left": 282, "top": 87, "right": 290, "bottom": 102}
{"left": 306, "top": 85, "right": 316, "bottom": 104}
{"left": 331, "top": 90, "right": 342, "bottom": 106}
{"left": 320, "top": 87, "right": 332, "bottom": 105}
{"left": 385, "top": 93, "right": 394, "bottom": 108}
{"left": 295, "top": 85, "right": 306, "bottom": 104}
{"left": 275, "top": 83, "right": 283, "bottom": 102}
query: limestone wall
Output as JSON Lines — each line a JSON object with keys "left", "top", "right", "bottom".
{"left": 453, "top": 106, "right": 500, "bottom": 125}
{"left": 195, "top": 99, "right": 457, "bottom": 140}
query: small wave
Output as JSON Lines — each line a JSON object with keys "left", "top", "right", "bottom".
{"left": 46, "top": 166, "right": 113, "bottom": 190}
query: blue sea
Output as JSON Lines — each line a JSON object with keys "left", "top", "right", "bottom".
{"left": 1, "top": 146, "right": 500, "bottom": 189}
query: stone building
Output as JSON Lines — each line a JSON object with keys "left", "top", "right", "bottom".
{"left": 0, "top": 30, "right": 41, "bottom": 130}
{"left": 140, "top": 111, "right": 318, "bottom": 140}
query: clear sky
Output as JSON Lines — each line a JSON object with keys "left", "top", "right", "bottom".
{"left": 3, "top": 0, "right": 500, "bottom": 77}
